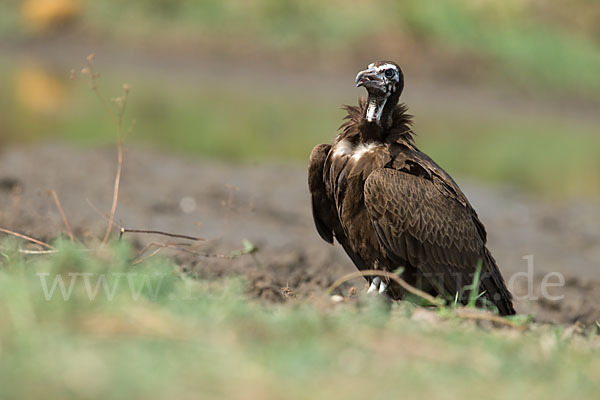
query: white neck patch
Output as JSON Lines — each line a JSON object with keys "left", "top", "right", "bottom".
{"left": 366, "top": 96, "right": 388, "bottom": 123}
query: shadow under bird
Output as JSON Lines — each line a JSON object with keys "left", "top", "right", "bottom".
{"left": 308, "top": 61, "right": 515, "bottom": 315}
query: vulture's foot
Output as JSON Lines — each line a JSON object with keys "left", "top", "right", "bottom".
{"left": 366, "top": 277, "right": 388, "bottom": 295}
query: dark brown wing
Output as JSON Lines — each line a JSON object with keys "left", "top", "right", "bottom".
{"left": 308, "top": 144, "right": 334, "bottom": 243}
{"left": 364, "top": 168, "right": 515, "bottom": 315}
{"left": 308, "top": 143, "right": 368, "bottom": 271}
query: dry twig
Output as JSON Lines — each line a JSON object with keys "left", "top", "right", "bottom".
{"left": 454, "top": 308, "right": 523, "bottom": 329}
{"left": 101, "top": 83, "right": 128, "bottom": 245}
{"left": 131, "top": 247, "right": 163, "bottom": 265}
{"left": 18, "top": 249, "right": 59, "bottom": 255}
{"left": 89, "top": 199, "right": 204, "bottom": 245}
{"left": 86, "top": 198, "right": 122, "bottom": 228}
{"left": 82, "top": 54, "right": 131, "bottom": 245}
{"left": 101, "top": 134, "right": 123, "bottom": 245}
{"left": 119, "top": 228, "right": 204, "bottom": 242}
{"left": 0, "top": 227, "right": 55, "bottom": 250}
{"left": 130, "top": 240, "right": 255, "bottom": 266}
{"left": 49, "top": 190, "right": 74, "bottom": 241}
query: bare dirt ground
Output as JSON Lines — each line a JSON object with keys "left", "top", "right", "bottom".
{"left": 1, "top": 143, "right": 599, "bottom": 325}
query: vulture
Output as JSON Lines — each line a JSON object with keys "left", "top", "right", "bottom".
{"left": 308, "top": 61, "right": 515, "bottom": 315}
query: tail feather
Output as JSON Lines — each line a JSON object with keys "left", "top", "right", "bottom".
{"left": 480, "top": 248, "right": 516, "bottom": 316}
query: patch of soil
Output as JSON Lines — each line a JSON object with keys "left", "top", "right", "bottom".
{"left": 1, "top": 143, "right": 599, "bottom": 325}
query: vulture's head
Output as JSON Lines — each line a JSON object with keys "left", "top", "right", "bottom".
{"left": 355, "top": 61, "right": 404, "bottom": 98}
{"left": 355, "top": 61, "right": 404, "bottom": 124}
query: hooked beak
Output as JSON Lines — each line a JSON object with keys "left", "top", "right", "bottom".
{"left": 355, "top": 67, "right": 385, "bottom": 92}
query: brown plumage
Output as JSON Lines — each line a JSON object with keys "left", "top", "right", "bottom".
{"left": 308, "top": 61, "right": 515, "bottom": 315}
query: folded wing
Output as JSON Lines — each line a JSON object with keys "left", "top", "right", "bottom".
{"left": 364, "top": 168, "right": 515, "bottom": 315}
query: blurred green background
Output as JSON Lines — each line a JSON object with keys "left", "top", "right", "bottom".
{"left": 1, "top": 0, "right": 599, "bottom": 197}
{"left": 2, "top": 3, "right": 600, "bottom": 399}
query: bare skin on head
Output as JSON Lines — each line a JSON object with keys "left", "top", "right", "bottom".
{"left": 355, "top": 62, "right": 401, "bottom": 123}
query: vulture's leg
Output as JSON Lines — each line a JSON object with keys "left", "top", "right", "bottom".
{"left": 367, "top": 277, "right": 381, "bottom": 293}
{"left": 366, "top": 277, "right": 388, "bottom": 295}
{"left": 378, "top": 281, "right": 388, "bottom": 294}
{"left": 366, "top": 277, "right": 392, "bottom": 312}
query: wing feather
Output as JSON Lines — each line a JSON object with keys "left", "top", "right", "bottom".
{"left": 308, "top": 144, "right": 334, "bottom": 244}
{"left": 364, "top": 168, "right": 515, "bottom": 315}
{"left": 308, "top": 143, "right": 368, "bottom": 272}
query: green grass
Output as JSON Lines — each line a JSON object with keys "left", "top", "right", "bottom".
{"left": 400, "top": 0, "right": 600, "bottom": 95}
{"left": 0, "top": 239, "right": 599, "bottom": 399}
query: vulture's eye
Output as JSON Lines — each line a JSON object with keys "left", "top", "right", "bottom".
{"left": 384, "top": 69, "right": 395, "bottom": 78}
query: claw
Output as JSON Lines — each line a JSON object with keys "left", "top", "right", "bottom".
{"left": 367, "top": 277, "right": 389, "bottom": 295}
{"left": 367, "top": 277, "right": 381, "bottom": 294}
